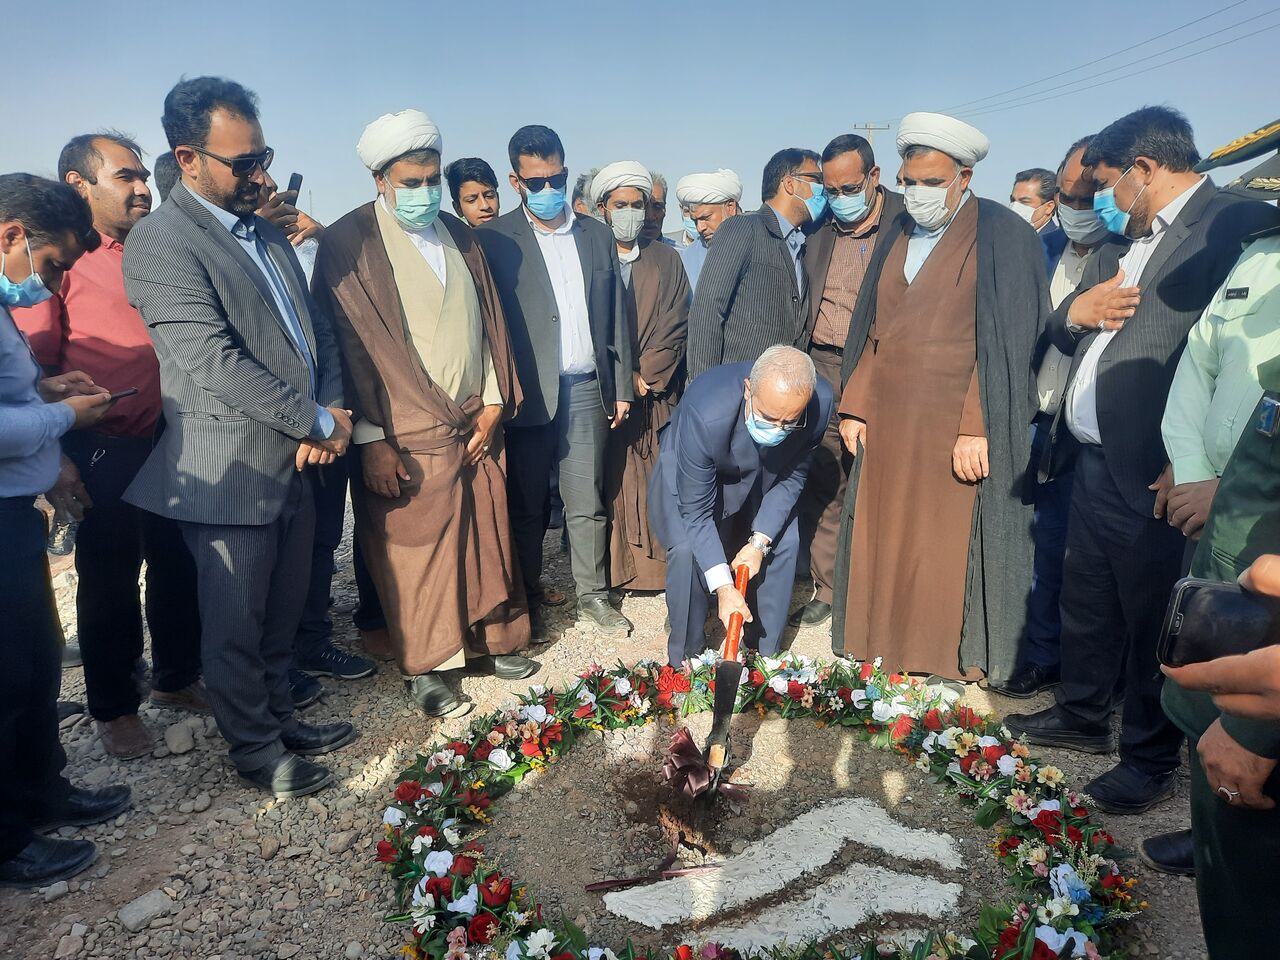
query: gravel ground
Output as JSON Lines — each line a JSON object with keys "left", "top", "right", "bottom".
{"left": 1, "top": 511, "right": 1206, "bottom": 959}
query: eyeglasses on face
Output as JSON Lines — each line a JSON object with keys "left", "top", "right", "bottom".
{"left": 823, "top": 180, "right": 868, "bottom": 198}
{"left": 518, "top": 170, "right": 569, "bottom": 192}
{"left": 187, "top": 145, "right": 275, "bottom": 178}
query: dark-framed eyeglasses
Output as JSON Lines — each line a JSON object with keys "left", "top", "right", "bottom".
{"left": 748, "top": 398, "right": 807, "bottom": 433}
{"left": 823, "top": 180, "right": 868, "bottom": 199}
{"left": 187, "top": 145, "right": 275, "bottom": 178}
{"left": 792, "top": 171, "right": 823, "bottom": 184}
{"left": 518, "top": 170, "right": 569, "bottom": 192}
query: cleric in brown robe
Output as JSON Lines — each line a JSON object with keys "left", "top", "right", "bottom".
{"left": 832, "top": 113, "right": 1048, "bottom": 685}
{"left": 590, "top": 162, "right": 691, "bottom": 592}
{"left": 311, "top": 110, "right": 534, "bottom": 718}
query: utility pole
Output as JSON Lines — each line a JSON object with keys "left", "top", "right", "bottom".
{"left": 851, "top": 123, "right": 890, "bottom": 147}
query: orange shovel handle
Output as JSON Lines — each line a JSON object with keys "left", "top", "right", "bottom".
{"left": 723, "top": 564, "right": 751, "bottom": 662}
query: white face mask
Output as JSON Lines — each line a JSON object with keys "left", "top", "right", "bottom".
{"left": 1056, "top": 202, "right": 1110, "bottom": 244}
{"left": 904, "top": 171, "right": 961, "bottom": 231}
{"left": 1008, "top": 200, "right": 1037, "bottom": 224}
{"left": 608, "top": 207, "right": 646, "bottom": 243}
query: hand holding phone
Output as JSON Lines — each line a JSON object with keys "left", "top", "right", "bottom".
{"left": 1158, "top": 576, "right": 1280, "bottom": 667}
{"left": 108, "top": 387, "right": 139, "bottom": 403}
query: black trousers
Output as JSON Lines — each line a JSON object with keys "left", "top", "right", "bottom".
{"left": 64, "top": 432, "right": 202, "bottom": 722}
{"left": 294, "top": 459, "right": 349, "bottom": 656}
{"left": 0, "top": 498, "right": 71, "bottom": 862}
{"left": 1053, "top": 446, "right": 1186, "bottom": 774}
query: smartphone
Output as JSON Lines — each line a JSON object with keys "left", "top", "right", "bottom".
{"left": 108, "top": 387, "right": 139, "bottom": 402}
{"left": 1157, "top": 576, "right": 1280, "bottom": 667}
{"left": 286, "top": 172, "right": 303, "bottom": 200}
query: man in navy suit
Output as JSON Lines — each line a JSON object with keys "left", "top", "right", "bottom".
{"left": 649, "top": 346, "right": 832, "bottom": 666}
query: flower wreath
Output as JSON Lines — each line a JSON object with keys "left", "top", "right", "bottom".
{"left": 375, "top": 653, "right": 1144, "bottom": 960}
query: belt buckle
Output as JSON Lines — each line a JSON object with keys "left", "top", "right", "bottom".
{"left": 1256, "top": 396, "right": 1280, "bottom": 438}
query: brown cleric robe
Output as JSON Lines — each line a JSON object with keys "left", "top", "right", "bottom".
{"left": 838, "top": 199, "right": 983, "bottom": 680}
{"left": 312, "top": 203, "right": 529, "bottom": 676}
{"left": 607, "top": 240, "right": 690, "bottom": 591}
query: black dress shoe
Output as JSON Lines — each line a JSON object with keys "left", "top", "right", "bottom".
{"left": 989, "top": 665, "right": 1060, "bottom": 699}
{"left": 238, "top": 753, "right": 333, "bottom": 800}
{"left": 529, "top": 605, "right": 550, "bottom": 646}
{"left": 0, "top": 835, "right": 96, "bottom": 888}
{"left": 35, "top": 784, "right": 132, "bottom": 832}
{"left": 469, "top": 655, "right": 540, "bottom": 680}
{"left": 1005, "top": 706, "right": 1114, "bottom": 754}
{"left": 281, "top": 720, "right": 358, "bottom": 756}
{"left": 406, "top": 674, "right": 473, "bottom": 719}
{"left": 578, "top": 596, "right": 632, "bottom": 635}
{"left": 56, "top": 701, "right": 85, "bottom": 724}
{"left": 289, "top": 669, "right": 323, "bottom": 709}
{"left": 788, "top": 600, "right": 832, "bottom": 627}
{"left": 1085, "top": 762, "right": 1177, "bottom": 814}
{"left": 1139, "top": 829, "right": 1195, "bottom": 876}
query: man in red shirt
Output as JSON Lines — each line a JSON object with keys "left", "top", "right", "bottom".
{"left": 15, "top": 133, "right": 205, "bottom": 759}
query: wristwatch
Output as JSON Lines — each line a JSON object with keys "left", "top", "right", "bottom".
{"left": 749, "top": 532, "right": 772, "bottom": 556}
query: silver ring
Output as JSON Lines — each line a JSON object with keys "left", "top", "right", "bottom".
{"left": 1217, "top": 785, "right": 1241, "bottom": 801}
{"left": 481, "top": 445, "right": 490, "bottom": 452}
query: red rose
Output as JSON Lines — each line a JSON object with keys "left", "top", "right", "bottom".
{"left": 634, "top": 679, "right": 648, "bottom": 698}
{"left": 416, "top": 825, "right": 438, "bottom": 840}
{"left": 890, "top": 715, "right": 915, "bottom": 741}
{"left": 394, "top": 780, "right": 422, "bottom": 803}
{"left": 480, "top": 872, "right": 513, "bottom": 908}
{"left": 786, "top": 680, "right": 806, "bottom": 701}
{"left": 981, "top": 744, "right": 1007, "bottom": 766}
{"left": 676, "top": 947, "right": 694, "bottom": 960}
{"left": 471, "top": 740, "right": 494, "bottom": 762}
{"left": 1072, "top": 806, "right": 1089, "bottom": 818}
{"left": 425, "top": 875, "right": 454, "bottom": 900}
{"left": 375, "top": 840, "right": 397, "bottom": 863}
{"left": 1100, "top": 870, "right": 1122, "bottom": 889}
{"left": 599, "top": 677, "right": 615, "bottom": 695}
{"left": 836, "top": 686, "right": 854, "bottom": 704}
{"left": 923, "top": 708, "right": 943, "bottom": 731}
{"left": 519, "top": 739, "right": 542, "bottom": 758}
{"left": 955, "top": 705, "right": 980, "bottom": 729}
{"left": 1030, "top": 940, "right": 1058, "bottom": 960}
{"left": 763, "top": 689, "right": 779, "bottom": 703}
{"left": 574, "top": 703, "right": 596, "bottom": 719}
{"left": 656, "top": 692, "right": 673, "bottom": 709}
{"left": 541, "top": 722, "right": 564, "bottom": 746}
{"left": 997, "top": 921, "right": 1022, "bottom": 955}
{"left": 1066, "top": 826, "right": 1083, "bottom": 846}
{"left": 451, "top": 854, "right": 477, "bottom": 877}
{"left": 859, "top": 662, "right": 875, "bottom": 682}
{"left": 958, "top": 753, "right": 978, "bottom": 774}
{"left": 749, "top": 669, "right": 766, "bottom": 687}
{"left": 467, "top": 912, "right": 500, "bottom": 944}
{"left": 446, "top": 741, "right": 470, "bottom": 756}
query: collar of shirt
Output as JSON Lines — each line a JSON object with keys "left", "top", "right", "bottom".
{"left": 618, "top": 243, "right": 641, "bottom": 264}
{"left": 523, "top": 204, "right": 575, "bottom": 236}
{"left": 772, "top": 205, "right": 801, "bottom": 241}
{"left": 188, "top": 187, "right": 254, "bottom": 235}
{"left": 910, "top": 190, "right": 971, "bottom": 240}
{"left": 1140, "top": 175, "right": 1207, "bottom": 245}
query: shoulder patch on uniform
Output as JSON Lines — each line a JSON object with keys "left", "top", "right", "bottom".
{"left": 1224, "top": 287, "right": 1250, "bottom": 301}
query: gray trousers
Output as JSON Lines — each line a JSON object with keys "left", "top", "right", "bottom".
{"left": 180, "top": 476, "right": 313, "bottom": 772}
{"left": 506, "top": 374, "right": 610, "bottom": 604}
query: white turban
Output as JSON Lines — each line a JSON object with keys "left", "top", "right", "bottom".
{"left": 675, "top": 169, "right": 743, "bottom": 206}
{"left": 356, "top": 109, "right": 443, "bottom": 173}
{"left": 590, "top": 161, "right": 652, "bottom": 208}
{"left": 896, "top": 112, "right": 989, "bottom": 166}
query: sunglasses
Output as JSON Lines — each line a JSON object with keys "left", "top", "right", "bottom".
{"left": 188, "top": 145, "right": 275, "bottom": 178}
{"left": 518, "top": 170, "right": 569, "bottom": 192}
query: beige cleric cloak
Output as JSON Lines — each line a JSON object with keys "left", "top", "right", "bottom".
{"left": 607, "top": 240, "right": 690, "bottom": 590}
{"left": 312, "top": 204, "right": 529, "bottom": 675}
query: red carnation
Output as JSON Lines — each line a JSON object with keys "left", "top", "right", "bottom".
{"left": 1066, "top": 826, "right": 1083, "bottom": 846}
{"left": 375, "top": 840, "right": 397, "bottom": 863}
{"left": 451, "top": 854, "right": 477, "bottom": 877}
{"left": 1072, "top": 806, "right": 1089, "bottom": 818}
{"left": 467, "top": 912, "right": 500, "bottom": 944}
{"left": 923, "top": 708, "right": 943, "bottom": 731}
{"left": 890, "top": 714, "right": 915, "bottom": 741}
{"left": 786, "top": 679, "right": 807, "bottom": 701}
{"left": 749, "top": 669, "right": 766, "bottom": 687}
{"left": 997, "top": 921, "right": 1022, "bottom": 954}
{"left": 394, "top": 780, "right": 422, "bottom": 803}
{"left": 1030, "top": 940, "right": 1058, "bottom": 960}
{"left": 465, "top": 841, "right": 484, "bottom": 854}
{"left": 763, "top": 688, "right": 779, "bottom": 704}
{"left": 542, "top": 722, "right": 563, "bottom": 745}
{"left": 471, "top": 740, "right": 494, "bottom": 762}
{"left": 446, "top": 741, "right": 470, "bottom": 756}
{"left": 416, "top": 825, "right": 438, "bottom": 839}
{"left": 481, "top": 873, "right": 513, "bottom": 908}
{"left": 859, "top": 662, "right": 875, "bottom": 682}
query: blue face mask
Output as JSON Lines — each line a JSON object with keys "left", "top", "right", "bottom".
{"left": 524, "top": 185, "right": 567, "bottom": 221}
{"left": 799, "top": 177, "right": 828, "bottom": 223}
{"left": 682, "top": 214, "right": 698, "bottom": 241}
{"left": 829, "top": 188, "right": 870, "bottom": 224}
{"left": 0, "top": 237, "right": 53, "bottom": 308}
{"left": 391, "top": 184, "right": 442, "bottom": 231}
{"left": 1093, "top": 166, "right": 1145, "bottom": 238}
{"left": 745, "top": 398, "right": 790, "bottom": 447}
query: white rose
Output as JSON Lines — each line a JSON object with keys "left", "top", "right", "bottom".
{"left": 996, "top": 753, "right": 1019, "bottom": 777}
{"left": 614, "top": 677, "right": 632, "bottom": 696}
{"left": 424, "top": 850, "right": 455, "bottom": 877}
{"left": 768, "top": 676, "right": 789, "bottom": 695}
{"left": 871, "top": 700, "right": 895, "bottom": 723}
{"left": 383, "top": 807, "right": 406, "bottom": 827}
{"left": 447, "top": 883, "right": 480, "bottom": 917}
{"left": 488, "top": 748, "right": 514, "bottom": 772}
{"left": 520, "top": 704, "right": 548, "bottom": 725}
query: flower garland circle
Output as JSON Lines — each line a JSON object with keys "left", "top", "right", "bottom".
{"left": 375, "top": 653, "right": 1145, "bottom": 960}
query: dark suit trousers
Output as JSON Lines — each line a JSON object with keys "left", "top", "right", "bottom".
{"left": 0, "top": 498, "right": 71, "bottom": 862}
{"left": 1021, "top": 419, "right": 1073, "bottom": 672}
{"left": 799, "top": 344, "right": 849, "bottom": 604}
{"left": 295, "top": 459, "right": 349, "bottom": 656}
{"left": 664, "top": 510, "right": 800, "bottom": 666}
{"left": 63, "top": 432, "right": 202, "bottom": 722}
{"left": 180, "top": 476, "right": 312, "bottom": 772}
{"left": 1053, "top": 446, "right": 1185, "bottom": 774}
{"left": 505, "top": 374, "right": 610, "bottom": 604}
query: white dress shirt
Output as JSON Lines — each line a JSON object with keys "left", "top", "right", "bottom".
{"left": 524, "top": 207, "right": 595, "bottom": 376}
{"left": 380, "top": 197, "right": 446, "bottom": 284}
{"left": 904, "top": 192, "right": 971, "bottom": 283}
{"left": 1065, "top": 177, "right": 1206, "bottom": 445}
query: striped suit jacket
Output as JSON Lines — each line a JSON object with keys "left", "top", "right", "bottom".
{"left": 685, "top": 206, "right": 810, "bottom": 380}
{"left": 121, "top": 182, "right": 343, "bottom": 525}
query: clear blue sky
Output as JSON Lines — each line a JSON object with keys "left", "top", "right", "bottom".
{"left": 4, "top": 0, "right": 1277, "bottom": 229}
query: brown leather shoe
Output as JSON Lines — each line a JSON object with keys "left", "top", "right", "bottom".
{"left": 96, "top": 715, "right": 154, "bottom": 759}
{"left": 359, "top": 627, "right": 396, "bottom": 662}
{"left": 150, "top": 680, "right": 212, "bottom": 714}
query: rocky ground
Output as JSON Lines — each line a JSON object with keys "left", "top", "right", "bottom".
{"left": 2, "top": 517, "right": 1206, "bottom": 959}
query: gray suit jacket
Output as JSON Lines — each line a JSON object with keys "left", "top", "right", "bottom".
{"left": 122, "top": 181, "right": 343, "bottom": 525}
{"left": 475, "top": 209, "right": 632, "bottom": 427}
{"left": 686, "top": 205, "right": 811, "bottom": 379}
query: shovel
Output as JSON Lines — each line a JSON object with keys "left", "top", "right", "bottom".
{"left": 704, "top": 563, "right": 751, "bottom": 793}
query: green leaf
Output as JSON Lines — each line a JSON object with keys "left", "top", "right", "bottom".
{"left": 975, "top": 798, "right": 1006, "bottom": 829}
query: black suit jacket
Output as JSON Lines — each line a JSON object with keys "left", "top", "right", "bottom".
{"left": 475, "top": 208, "right": 632, "bottom": 427}
{"left": 686, "top": 205, "right": 810, "bottom": 379}
{"left": 1043, "top": 180, "right": 1280, "bottom": 514}
{"left": 802, "top": 187, "right": 905, "bottom": 343}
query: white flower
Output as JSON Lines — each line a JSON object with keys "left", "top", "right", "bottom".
{"left": 410, "top": 832, "right": 435, "bottom": 856}
{"left": 488, "top": 748, "right": 514, "bottom": 772}
{"left": 508, "top": 910, "right": 528, "bottom": 927}
{"left": 383, "top": 806, "right": 406, "bottom": 827}
{"left": 1028, "top": 798, "right": 1061, "bottom": 820}
{"left": 411, "top": 877, "right": 434, "bottom": 907}
{"left": 1033, "top": 925, "right": 1088, "bottom": 957}
{"left": 977, "top": 735, "right": 1001, "bottom": 748}
{"left": 411, "top": 904, "right": 436, "bottom": 934}
{"left": 921, "top": 732, "right": 938, "bottom": 754}
{"left": 629, "top": 692, "right": 649, "bottom": 714}
{"left": 443, "top": 825, "right": 462, "bottom": 846}
{"left": 529, "top": 683, "right": 546, "bottom": 697}
{"left": 525, "top": 928, "right": 556, "bottom": 960}
{"left": 424, "top": 850, "right": 455, "bottom": 877}
{"left": 576, "top": 688, "right": 597, "bottom": 708}
{"left": 506, "top": 942, "right": 524, "bottom": 960}
{"left": 426, "top": 781, "right": 445, "bottom": 797}
{"left": 938, "top": 726, "right": 961, "bottom": 750}
{"left": 850, "top": 688, "right": 869, "bottom": 709}
{"left": 588, "top": 949, "right": 619, "bottom": 960}
{"left": 447, "top": 883, "right": 480, "bottom": 916}
{"left": 760, "top": 655, "right": 785, "bottom": 672}
{"left": 768, "top": 676, "right": 789, "bottom": 695}
{"left": 997, "top": 753, "right": 1020, "bottom": 777}
{"left": 946, "top": 761, "right": 962, "bottom": 778}
{"left": 872, "top": 656, "right": 883, "bottom": 668}
{"left": 519, "top": 704, "right": 548, "bottom": 724}
{"left": 614, "top": 677, "right": 632, "bottom": 696}
{"left": 915, "top": 754, "right": 932, "bottom": 772}
{"left": 871, "top": 700, "right": 896, "bottom": 723}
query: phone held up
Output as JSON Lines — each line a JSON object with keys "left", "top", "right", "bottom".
{"left": 1157, "top": 576, "right": 1280, "bottom": 667}
{"left": 286, "top": 173, "right": 303, "bottom": 200}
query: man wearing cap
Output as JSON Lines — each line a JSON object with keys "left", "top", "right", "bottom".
{"left": 831, "top": 112, "right": 1046, "bottom": 685}
{"left": 673, "top": 169, "right": 741, "bottom": 291}
{"left": 312, "top": 110, "right": 535, "bottom": 719}
{"left": 591, "top": 162, "right": 690, "bottom": 593}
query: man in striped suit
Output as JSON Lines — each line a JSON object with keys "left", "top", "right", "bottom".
{"left": 123, "top": 77, "right": 358, "bottom": 799}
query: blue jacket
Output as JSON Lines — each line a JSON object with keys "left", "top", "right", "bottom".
{"left": 1041, "top": 222, "right": 1068, "bottom": 278}
{"left": 648, "top": 361, "right": 832, "bottom": 578}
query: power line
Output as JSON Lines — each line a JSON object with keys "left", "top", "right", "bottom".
{"left": 953, "top": 9, "right": 1280, "bottom": 119}
{"left": 850, "top": 123, "right": 890, "bottom": 147}
{"left": 936, "top": 0, "right": 1253, "bottom": 113}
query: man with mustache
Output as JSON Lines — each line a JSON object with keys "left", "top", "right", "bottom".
{"left": 14, "top": 132, "right": 206, "bottom": 760}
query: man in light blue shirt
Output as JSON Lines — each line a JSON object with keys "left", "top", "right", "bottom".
{"left": 675, "top": 169, "right": 742, "bottom": 293}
